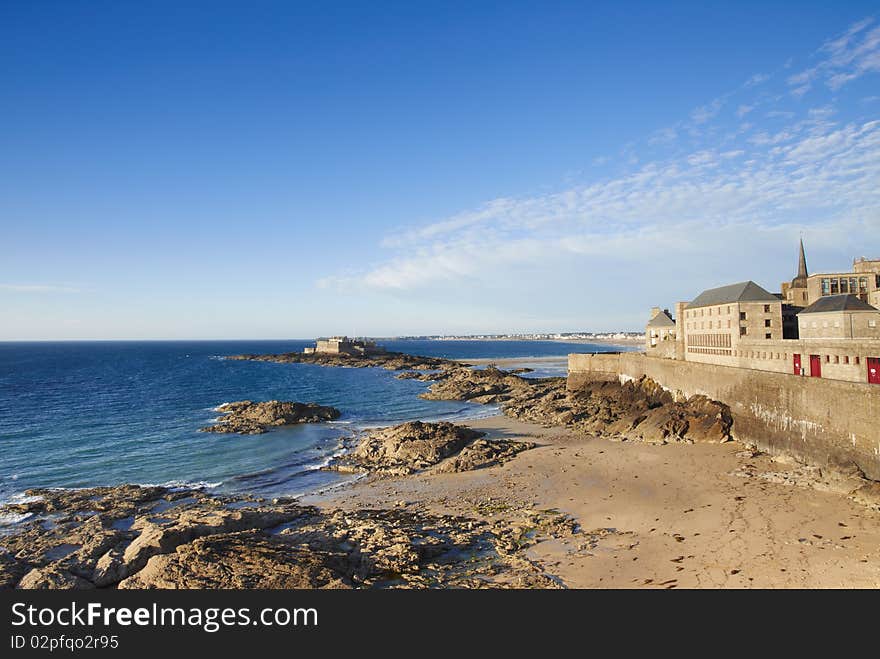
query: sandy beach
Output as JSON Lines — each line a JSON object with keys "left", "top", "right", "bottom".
{"left": 305, "top": 413, "right": 880, "bottom": 588}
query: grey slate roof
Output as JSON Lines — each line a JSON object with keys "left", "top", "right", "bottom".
{"left": 686, "top": 281, "right": 779, "bottom": 309}
{"left": 646, "top": 310, "right": 676, "bottom": 328}
{"left": 798, "top": 294, "right": 879, "bottom": 314}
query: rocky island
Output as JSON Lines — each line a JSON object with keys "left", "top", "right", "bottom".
{"left": 226, "top": 350, "right": 465, "bottom": 371}
{"left": 199, "top": 400, "right": 341, "bottom": 434}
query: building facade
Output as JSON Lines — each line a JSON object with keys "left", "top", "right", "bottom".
{"left": 645, "top": 242, "right": 880, "bottom": 385}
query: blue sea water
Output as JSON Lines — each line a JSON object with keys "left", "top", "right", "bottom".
{"left": 0, "top": 339, "right": 628, "bottom": 505}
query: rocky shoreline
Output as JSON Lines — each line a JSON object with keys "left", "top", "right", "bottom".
{"left": 0, "top": 352, "right": 745, "bottom": 589}
{"left": 227, "top": 350, "right": 465, "bottom": 371}
{"left": 0, "top": 485, "right": 574, "bottom": 589}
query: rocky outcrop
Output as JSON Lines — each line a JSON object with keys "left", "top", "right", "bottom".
{"left": 333, "top": 422, "right": 485, "bottom": 475}
{"left": 395, "top": 370, "right": 446, "bottom": 381}
{"left": 200, "top": 400, "right": 341, "bottom": 434}
{"left": 505, "top": 376, "right": 733, "bottom": 444}
{"left": 227, "top": 351, "right": 466, "bottom": 372}
{"left": 420, "top": 366, "right": 532, "bottom": 404}
{"left": 331, "top": 421, "right": 535, "bottom": 475}
{"left": 421, "top": 366, "right": 733, "bottom": 444}
{"left": 433, "top": 438, "right": 536, "bottom": 473}
{"left": 0, "top": 485, "right": 564, "bottom": 589}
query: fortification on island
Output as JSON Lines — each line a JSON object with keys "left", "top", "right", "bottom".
{"left": 304, "top": 336, "right": 386, "bottom": 356}
{"left": 569, "top": 240, "right": 880, "bottom": 480}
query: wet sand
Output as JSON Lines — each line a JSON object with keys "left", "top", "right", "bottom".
{"left": 305, "top": 414, "right": 880, "bottom": 588}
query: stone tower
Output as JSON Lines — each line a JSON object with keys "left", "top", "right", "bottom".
{"left": 782, "top": 237, "right": 809, "bottom": 306}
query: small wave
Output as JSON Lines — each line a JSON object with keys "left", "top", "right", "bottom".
{"left": 0, "top": 512, "right": 33, "bottom": 527}
{"left": 208, "top": 355, "right": 228, "bottom": 361}
{"left": 135, "top": 480, "right": 222, "bottom": 491}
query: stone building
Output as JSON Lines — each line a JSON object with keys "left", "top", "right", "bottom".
{"left": 303, "top": 336, "right": 385, "bottom": 356}
{"left": 644, "top": 241, "right": 880, "bottom": 385}
{"left": 781, "top": 240, "right": 880, "bottom": 308}
{"left": 681, "top": 280, "right": 783, "bottom": 363}
{"left": 797, "top": 294, "right": 880, "bottom": 340}
{"left": 645, "top": 307, "right": 676, "bottom": 358}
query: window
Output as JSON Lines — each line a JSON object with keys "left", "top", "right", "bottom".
{"left": 869, "top": 320, "right": 877, "bottom": 328}
{"left": 726, "top": 306, "right": 730, "bottom": 314}
{"left": 764, "top": 319, "right": 771, "bottom": 327}
{"left": 740, "top": 312, "right": 746, "bottom": 320}
{"left": 765, "top": 333, "right": 772, "bottom": 339}
{"left": 822, "top": 278, "right": 831, "bottom": 295}
{"left": 831, "top": 279, "right": 839, "bottom": 294}
{"left": 844, "top": 356, "right": 850, "bottom": 364}
{"left": 856, "top": 356, "right": 860, "bottom": 364}
{"left": 850, "top": 278, "right": 858, "bottom": 293}
{"left": 860, "top": 277, "right": 868, "bottom": 293}
{"left": 834, "top": 356, "right": 839, "bottom": 364}
{"left": 740, "top": 327, "right": 747, "bottom": 336}
{"left": 763, "top": 304, "right": 771, "bottom": 313}
{"left": 876, "top": 274, "right": 880, "bottom": 288}
{"left": 841, "top": 278, "right": 849, "bottom": 293}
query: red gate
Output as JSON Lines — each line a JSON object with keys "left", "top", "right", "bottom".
{"left": 809, "top": 354, "right": 822, "bottom": 378}
{"left": 869, "top": 357, "right": 880, "bottom": 385}
{"left": 793, "top": 353, "right": 801, "bottom": 375}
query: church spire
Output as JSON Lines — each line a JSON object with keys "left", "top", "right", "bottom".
{"left": 797, "top": 236, "right": 808, "bottom": 280}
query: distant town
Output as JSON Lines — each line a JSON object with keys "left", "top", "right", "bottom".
{"left": 387, "top": 332, "right": 646, "bottom": 341}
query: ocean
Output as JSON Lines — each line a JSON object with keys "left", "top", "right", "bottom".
{"left": 0, "top": 339, "right": 630, "bottom": 508}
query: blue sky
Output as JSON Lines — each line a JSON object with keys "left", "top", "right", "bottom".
{"left": 1, "top": 1, "right": 879, "bottom": 339}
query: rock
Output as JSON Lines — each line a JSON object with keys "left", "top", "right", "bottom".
{"left": 0, "top": 485, "right": 563, "bottom": 590}
{"left": 420, "top": 366, "right": 532, "bottom": 404}
{"left": 434, "top": 439, "right": 536, "bottom": 473}
{"left": 119, "top": 532, "right": 351, "bottom": 589}
{"left": 850, "top": 482, "right": 880, "bottom": 509}
{"left": 334, "top": 421, "right": 486, "bottom": 474}
{"left": 200, "top": 400, "right": 341, "bottom": 434}
{"left": 120, "top": 506, "right": 307, "bottom": 577}
{"left": 0, "top": 552, "right": 27, "bottom": 589}
{"left": 395, "top": 371, "right": 446, "bottom": 381}
{"left": 18, "top": 566, "right": 95, "bottom": 590}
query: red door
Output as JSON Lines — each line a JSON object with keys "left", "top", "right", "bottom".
{"left": 809, "top": 354, "right": 821, "bottom": 378}
{"left": 793, "top": 354, "right": 801, "bottom": 375}
{"left": 869, "top": 358, "right": 880, "bottom": 385}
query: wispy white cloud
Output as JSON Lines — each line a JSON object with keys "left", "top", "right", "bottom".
{"left": 691, "top": 98, "right": 724, "bottom": 124}
{"left": 788, "top": 18, "right": 880, "bottom": 96}
{"left": 744, "top": 72, "right": 771, "bottom": 88}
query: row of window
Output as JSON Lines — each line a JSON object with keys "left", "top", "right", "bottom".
{"left": 685, "top": 305, "right": 774, "bottom": 319}
{"left": 806, "top": 319, "right": 878, "bottom": 329}
{"left": 687, "top": 348, "right": 731, "bottom": 356}
{"left": 687, "top": 333, "right": 733, "bottom": 348}
{"left": 820, "top": 276, "right": 873, "bottom": 295}
{"left": 686, "top": 317, "right": 774, "bottom": 331}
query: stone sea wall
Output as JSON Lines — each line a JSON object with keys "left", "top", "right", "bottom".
{"left": 569, "top": 352, "right": 880, "bottom": 481}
